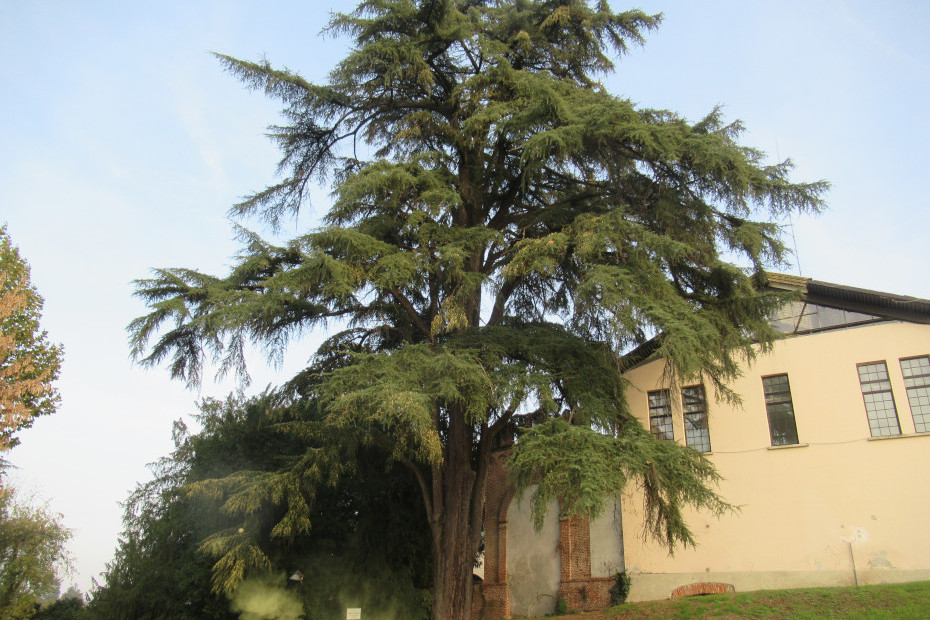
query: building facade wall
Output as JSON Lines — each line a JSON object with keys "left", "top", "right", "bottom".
{"left": 620, "top": 321, "right": 930, "bottom": 601}
{"left": 482, "top": 320, "right": 930, "bottom": 614}
{"left": 482, "top": 452, "right": 623, "bottom": 618}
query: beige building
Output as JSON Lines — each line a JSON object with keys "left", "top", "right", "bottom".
{"left": 479, "top": 275, "right": 930, "bottom": 617}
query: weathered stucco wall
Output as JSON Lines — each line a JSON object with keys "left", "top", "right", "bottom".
{"left": 506, "top": 489, "right": 560, "bottom": 617}
{"left": 620, "top": 321, "right": 930, "bottom": 600}
{"left": 589, "top": 495, "right": 624, "bottom": 578}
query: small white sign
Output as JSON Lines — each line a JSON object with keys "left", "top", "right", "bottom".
{"left": 346, "top": 609, "right": 361, "bottom": 620}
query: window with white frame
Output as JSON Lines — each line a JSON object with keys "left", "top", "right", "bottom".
{"left": 900, "top": 356, "right": 930, "bottom": 433}
{"left": 857, "top": 361, "right": 901, "bottom": 437}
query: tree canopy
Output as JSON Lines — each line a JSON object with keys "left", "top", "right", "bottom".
{"left": 0, "top": 487, "right": 71, "bottom": 619}
{"left": 0, "top": 226, "right": 63, "bottom": 451}
{"left": 130, "top": 1, "right": 827, "bottom": 618}
{"left": 0, "top": 226, "right": 69, "bottom": 617}
{"left": 89, "top": 393, "right": 431, "bottom": 620}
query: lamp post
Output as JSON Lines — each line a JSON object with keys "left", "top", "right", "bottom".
{"left": 288, "top": 570, "right": 304, "bottom": 595}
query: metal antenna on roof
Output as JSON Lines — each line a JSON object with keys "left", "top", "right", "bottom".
{"left": 776, "top": 139, "right": 803, "bottom": 276}
{"left": 787, "top": 211, "right": 802, "bottom": 277}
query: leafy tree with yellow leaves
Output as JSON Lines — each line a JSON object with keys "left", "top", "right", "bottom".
{"left": 0, "top": 226, "right": 62, "bottom": 451}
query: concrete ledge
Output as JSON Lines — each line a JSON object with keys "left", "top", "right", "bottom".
{"left": 767, "top": 442, "right": 810, "bottom": 450}
{"left": 867, "top": 432, "right": 930, "bottom": 441}
{"left": 626, "top": 569, "right": 930, "bottom": 603}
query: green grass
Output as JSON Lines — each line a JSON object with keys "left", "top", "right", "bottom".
{"left": 526, "top": 581, "right": 930, "bottom": 620}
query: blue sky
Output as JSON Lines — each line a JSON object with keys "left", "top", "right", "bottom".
{"left": 1, "top": 0, "right": 928, "bottom": 594}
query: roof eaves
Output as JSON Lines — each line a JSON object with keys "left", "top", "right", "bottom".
{"left": 806, "top": 279, "right": 930, "bottom": 324}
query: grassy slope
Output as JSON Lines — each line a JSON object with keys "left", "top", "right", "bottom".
{"left": 524, "top": 581, "right": 930, "bottom": 620}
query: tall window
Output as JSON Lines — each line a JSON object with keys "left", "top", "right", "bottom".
{"left": 761, "top": 374, "right": 799, "bottom": 446}
{"left": 857, "top": 361, "right": 901, "bottom": 437}
{"left": 648, "top": 390, "right": 674, "bottom": 441}
{"left": 900, "top": 356, "right": 930, "bottom": 433}
{"left": 682, "top": 385, "right": 711, "bottom": 452}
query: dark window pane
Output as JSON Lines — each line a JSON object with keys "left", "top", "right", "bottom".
{"left": 648, "top": 389, "right": 674, "bottom": 441}
{"left": 762, "top": 374, "right": 799, "bottom": 446}
{"left": 682, "top": 385, "right": 711, "bottom": 452}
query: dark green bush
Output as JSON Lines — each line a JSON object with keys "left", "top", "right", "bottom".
{"left": 609, "top": 572, "right": 632, "bottom": 606}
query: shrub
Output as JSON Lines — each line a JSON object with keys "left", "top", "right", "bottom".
{"left": 609, "top": 572, "right": 632, "bottom": 606}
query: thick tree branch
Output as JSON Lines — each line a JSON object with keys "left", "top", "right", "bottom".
{"left": 399, "top": 455, "right": 434, "bottom": 526}
{"left": 389, "top": 287, "right": 431, "bottom": 339}
{"left": 487, "top": 277, "right": 522, "bottom": 326}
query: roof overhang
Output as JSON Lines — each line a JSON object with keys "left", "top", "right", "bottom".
{"left": 767, "top": 273, "right": 930, "bottom": 324}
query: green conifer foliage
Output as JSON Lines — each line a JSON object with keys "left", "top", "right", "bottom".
{"left": 130, "top": 2, "right": 827, "bottom": 618}
{"left": 90, "top": 394, "right": 431, "bottom": 620}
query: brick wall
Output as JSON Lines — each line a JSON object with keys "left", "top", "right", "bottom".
{"left": 558, "top": 515, "right": 590, "bottom": 582}
{"left": 557, "top": 514, "right": 615, "bottom": 611}
{"left": 559, "top": 577, "right": 614, "bottom": 611}
{"left": 670, "top": 582, "right": 735, "bottom": 598}
{"left": 481, "top": 448, "right": 514, "bottom": 619}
